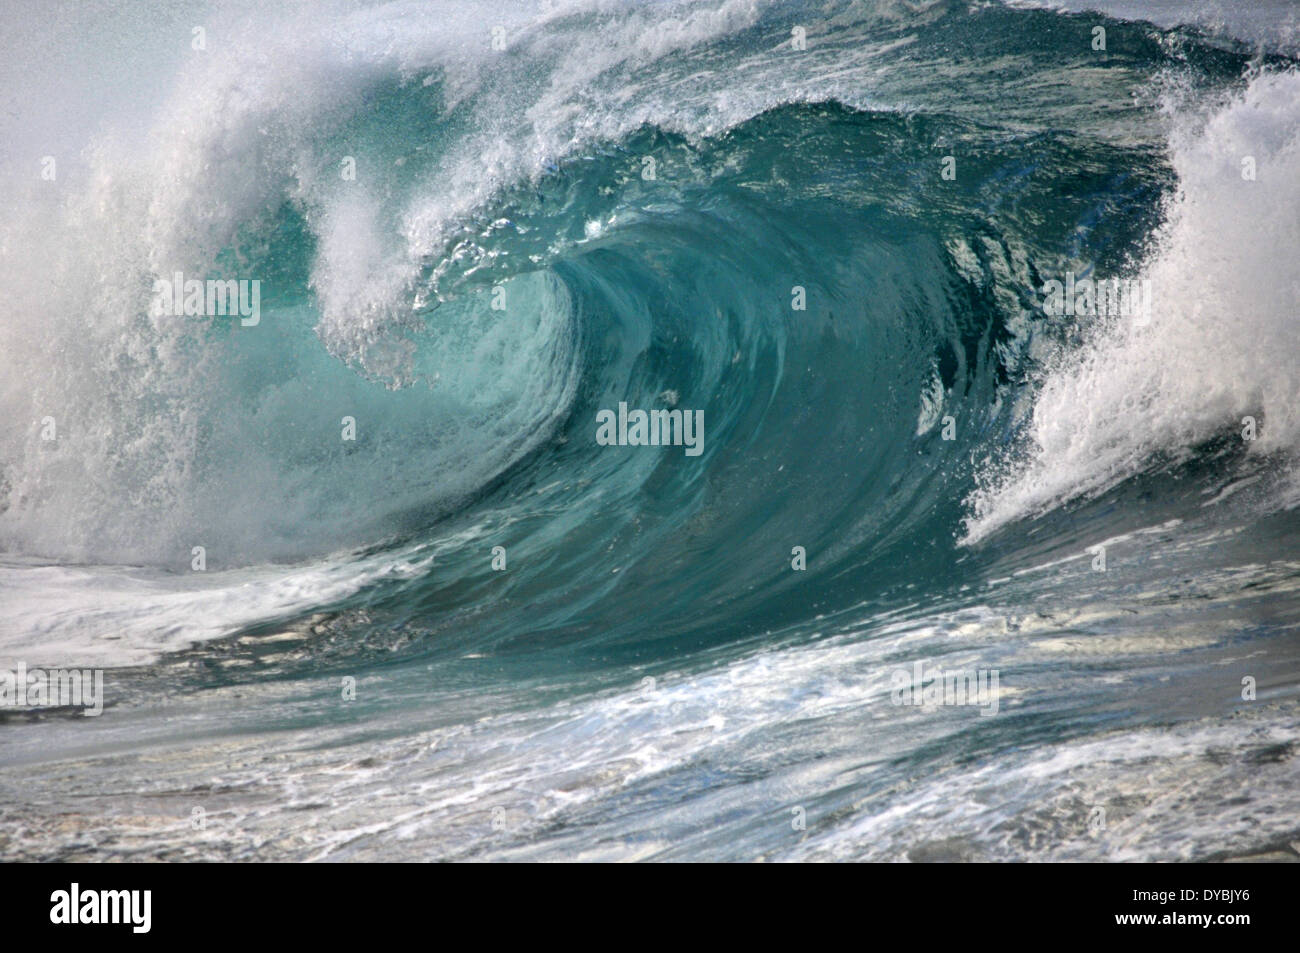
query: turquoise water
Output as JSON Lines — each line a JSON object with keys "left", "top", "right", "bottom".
{"left": 1, "top": 0, "right": 1298, "bottom": 861}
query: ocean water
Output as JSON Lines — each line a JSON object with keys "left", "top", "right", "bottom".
{"left": 1, "top": 0, "right": 1298, "bottom": 862}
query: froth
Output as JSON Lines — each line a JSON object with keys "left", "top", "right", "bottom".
{"left": 964, "top": 70, "right": 1300, "bottom": 543}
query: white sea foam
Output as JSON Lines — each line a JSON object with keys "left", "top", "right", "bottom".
{"left": 964, "top": 69, "right": 1300, "bottom": 543}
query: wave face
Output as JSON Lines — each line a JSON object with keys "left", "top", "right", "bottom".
{"left": 2, "top": 0, "right": 1299, "bottom": 861}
